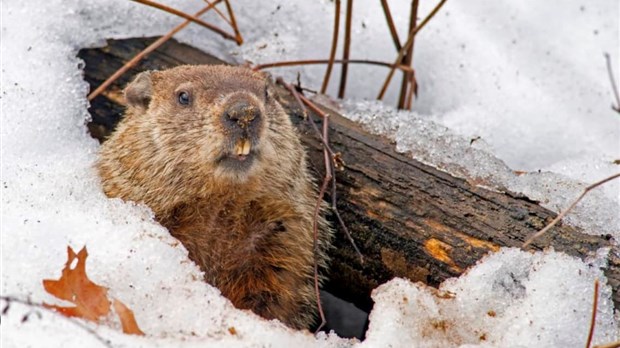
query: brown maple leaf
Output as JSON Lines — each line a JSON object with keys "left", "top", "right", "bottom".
{"left": 43, "top": 246, "right": 144, "bottom": 335}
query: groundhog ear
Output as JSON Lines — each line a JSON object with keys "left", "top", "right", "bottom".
{"left": 125, "top": 71, "right": 153, "bottom": 109}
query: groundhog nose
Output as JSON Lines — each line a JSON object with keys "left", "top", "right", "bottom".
{"left": 225, "top": 101, "right": 260, "bottom": 128}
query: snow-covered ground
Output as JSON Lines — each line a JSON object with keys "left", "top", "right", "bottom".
{"left": 1, "top": 0, "right": 619, "bottom": 347}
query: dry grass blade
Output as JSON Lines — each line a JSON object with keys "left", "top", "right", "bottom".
{"left": 604, "top": 53, "right": 620, "bottom": 113}
{"left": 585, "top": 279, "right": 599, "bottom": 348}
{"left": 130, "top": 0, "right": 237, "bottom": 42}
{"left": 321, "top": 0, "right": 341, "bottom": 94}
{"left": 522, "top": 172, "right": 620, "bottom": 248}
{"left": 338, "top": 0, "right": 354, "bottom": 99}
{"left": 254, "top": 59, "right": 413, "bottom": 73}
{"left": 377, "top": 0, "right": 448, "bottom": 100}
{"left": 87, "top": 1, "right": 221, "bottom": 101}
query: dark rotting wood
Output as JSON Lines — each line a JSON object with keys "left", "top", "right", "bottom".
{"left": 79, "top": 37, "right": 619, "bottom": 312}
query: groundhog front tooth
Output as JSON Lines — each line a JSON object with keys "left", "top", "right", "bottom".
{"left": 235, "top": 140, "right": 244, "bottom": 156}
{"left": 235, "top": 139, "right": 251, "bottom": 156}
{"left": 242, "top": 139, "right": 251, "bottom": 155}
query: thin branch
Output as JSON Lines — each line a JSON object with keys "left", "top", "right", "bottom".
{"left": 522, "top": 173, "right": 620, "bottom": 248}
{"left": 585, "top": 279, "right": 599, "bottom": 348}
{"left": 604, "top": 53, "right": 620, "bottom": 113}
{"left": 88, "top": 1, "right": 221, "bottom": 101}
{"left": 277, "top": 78, "right": 364, "bottom": 263}
{"left": 321, "top": 0, "right": 341, "bottom": 94}
{"left": 254, "top": 58, "right": 414, "bottom": 73}
{"left": 397, "top": 0, "right": 419, "bottom": 110}
{"left": 0, "top": 296, "right": 112, "bottom": 348}
{"left": 405, "top": 70, "right": 417, "bottom": 110}
{"left": 338, "top": 0, "right": 353, "bottom": 99}
{"left": 593, "top": 341, "right": 620, "bottom": 348}
{"left": 223, "top": 0, "right": 243, "bottom": 45}
{"left": 130, "top": 0, "right": 237, "bottom": 43}
{"left": 204, "top": 0, "right": 233, "bottom": 26}
{"left": 379, "top": 0, "right": 402, "bottom": 51}
{"left": 377, "top": 0, "right": 448, "bottom": 100}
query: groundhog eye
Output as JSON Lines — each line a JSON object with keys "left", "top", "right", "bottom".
{"left": 177, "top": 91, "right": 191, "bottom": 105}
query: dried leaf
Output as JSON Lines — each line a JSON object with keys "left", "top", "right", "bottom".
{"left": 43, "top": 246, "right": 110, "bottom": 322}
{"left": 42, "top": 246, "right": 145, "bottom": 335}
{"left": 112, "top": 299, "right": 144, "bottom": 335}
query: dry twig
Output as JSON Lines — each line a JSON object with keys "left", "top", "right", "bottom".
{"left": 522, "top": 173, "right": 620, "bottom": 248}
{"left": 604, "top": 53, "right": 620, "bottom": 113}
{"left": 130, "top": 0, "right": 237, "bottom": 42}
{"left": 276, "top": 78, "right": 364, "bottom": 262}
{"left": 377, "top": 0, "right": 448, "bottom": 100}
{"left": 88, "top": 1, "right": 222, "bottom": 101}
{"left": 321, "top": 0, "right": 341, "bottom": 94}
{"left": 276, "top": 76, "right": 367, "bottom": 332}
{"left": 203, "top": 0, "right": 233, "bottom": 25}
{"left": 338, "top": 0, "right": 354, "bottom": 98}
{"left": 397, "top": 0, "right": 419, "bottom": 110}
{"left": 585, "top": 279, "right": 599, "bottom": 348}
{"left": 380, "top": 0, "right": 403, "bottom": 51}
{"left": 223, "top": 0, "right": 243, "bottom": 45}
{"left": 1, "top": 296, "right": 112, "bottom": 348}
{"left": 254, "top": 58, "right": 414, "bottom": 73}
{"left": 593, "top": 341, "right": 620, "bottom": 348}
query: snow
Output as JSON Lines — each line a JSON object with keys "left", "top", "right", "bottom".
{"left": 1, "top": 0, "right": 618, "bottom": 347}
{"left": 362, "top": 248, "right": 618, "bottom": 348}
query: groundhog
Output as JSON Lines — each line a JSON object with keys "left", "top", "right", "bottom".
{"left": 96, "top": 65, "right": 332, "bottom": 330}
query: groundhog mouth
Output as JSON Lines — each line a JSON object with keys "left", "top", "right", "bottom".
{"left": 216, "top": 138, "right": 260, "bottom": 172}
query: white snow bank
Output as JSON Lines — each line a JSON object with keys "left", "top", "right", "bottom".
{"left": 362, "top": 248, "right": 618, "bottom": 348}
{"left": 1, "top": 0, "right": 618, "bottom": 347}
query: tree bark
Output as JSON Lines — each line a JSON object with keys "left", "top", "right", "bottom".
{"left": 80, "top": 37, "right": 619, "bottom": 312}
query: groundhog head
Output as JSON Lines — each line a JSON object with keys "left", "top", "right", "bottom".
{"left": 98, "top": 65, "right": 306, "bottom": 213}
{"left": 122, "top": 65, "right": 283, "bottom": 183}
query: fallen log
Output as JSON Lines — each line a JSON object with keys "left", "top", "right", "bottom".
{"left": 79, "top": 37, "right": 619, "bottom": 312}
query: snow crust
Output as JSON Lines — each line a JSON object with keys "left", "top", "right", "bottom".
{"left": 1, "top": 0, "right": 619, "bottom": 347}
{"left": 363, "top": 248, "right": 618, "bottom": 348}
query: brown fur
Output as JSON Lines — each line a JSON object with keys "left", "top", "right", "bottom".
{"left": 97, "top": 65, "right": 332, "bottom": 329}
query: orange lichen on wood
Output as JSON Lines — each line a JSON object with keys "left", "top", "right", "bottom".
{"left": 424, "top": 218, "right": 500, "bottom": 252}
{"left": 424, "top": 238, "right": 462, "bottom": 273}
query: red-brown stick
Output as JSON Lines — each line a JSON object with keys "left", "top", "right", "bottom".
{"left": 321, "top": 0, "right": 341, "bottom": 94}
{"left": 204, "top": 0, "right": 233, "bottom": 25}
{"left": 338, "top": 0, "right": 353, "bottom": 99}
{"left": 276, "top": 79, "right": 364, "bottom": 262}
{"left": 130, "top": 0, "right": 236, "bottom": 42}
{"left": 585, "top": 279, "right": 599, "bottom": 348}
{"left": 377, "top": 0, "right": 448, "bottom": 100}
{"left": 380, "top": 0, "right": 402, "bottom": 51}
{"left": 397, "top": 0, "right": 419, "bottom": 109}
{"left": 522, "top": 172, "right": 620, "bottom": 248}
{"left": 254, "top": 59, "right": 413, "bottom": 73}
{"left": 223, "top": 0, "right": 243, "bottom": 45}
{"left": 87, "top": 1, "right": 221, "bottom": 101}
